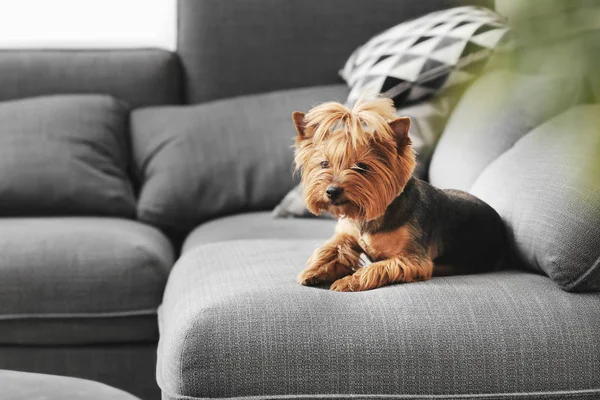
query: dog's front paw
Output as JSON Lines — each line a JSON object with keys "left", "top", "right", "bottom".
{"left": 297, "top": 267, "right": 327, "bottom": 286}
{"left": 298, "top": 246, "right": 353, "bottom": 286}
{"left": 297, "top": 261, "right": 351, "bottom": 286}
{"left": 330, "top": 275, "right": 359, "bottom": 292}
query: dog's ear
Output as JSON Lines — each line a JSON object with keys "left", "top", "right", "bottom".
{"left": 389, "top": 117, "right": 412, "bottom": 149}
{"left": 292, "top": 112, "right": 307, "bottom": 141}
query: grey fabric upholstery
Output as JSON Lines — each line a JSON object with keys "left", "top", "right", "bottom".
{"left": 158, "top": 240, "right": 600, "bottom": 399}
{"left": 132, "top": 85, "right": 349, "bottom": 238}
{"left": 272, "top": 184, "right": 325, "bottom": 219}
{"left": 0, "top": 95, "right": 135, "bottom": 217}
{"left": 0, "top": 315, "right": 158, "bottom": 346}
{"left": 177, "top": 0, "right": 492, "bottom": 103}
{"left": 0, "top": 344, "right": 158, "bottom": 400}
{"left": 0, "top": 218, "right": 173, "bottom": 344}
{"left": 429, "top": 70, "right": 585, "bottom": 190}
{"left": 0, "top": 369, "right": 140, "bottom": 400}
{"left": 471, "top": 105, "right": 600, "bottom": 292}
{"left": 182, "top": 212, "right": 335, "bottom": 252}
{"left": 0, "top": 49, "right": 182, "bottom": 107}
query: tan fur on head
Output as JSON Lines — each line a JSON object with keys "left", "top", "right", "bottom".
{"left": 292, "top": 97, "right": 416, "bottom": 221}
{"left": 303, "top": 97, "right": 398, "bottom": 148}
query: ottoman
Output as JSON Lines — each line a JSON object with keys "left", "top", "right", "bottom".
{"left": 157, "top": 239, "right": 600, "bottom": 400}
{"left": 0, "top": 369, "right": 140, "bottom": 399}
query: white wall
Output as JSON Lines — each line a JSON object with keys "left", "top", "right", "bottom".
{"left": 0, "top": 0, "right": 177, "bottom": 50}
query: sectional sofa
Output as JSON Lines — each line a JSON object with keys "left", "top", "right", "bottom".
{"left": 1, "top": 1, "right": 599, "bottom": 400}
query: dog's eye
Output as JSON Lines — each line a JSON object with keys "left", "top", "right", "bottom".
{"left": 353, "top": 163, "right": 369, "bottom": 173}
{"left": 320, "top": 161, "right": 330, "bottom": 169}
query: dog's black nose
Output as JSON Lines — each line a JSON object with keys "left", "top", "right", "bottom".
{"left": 326, "top": 185, "right": 344, "bottom": 200}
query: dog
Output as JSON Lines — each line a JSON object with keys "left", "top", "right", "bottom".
{"left": 291, "top": 98, "right": 507, "bottom": 292}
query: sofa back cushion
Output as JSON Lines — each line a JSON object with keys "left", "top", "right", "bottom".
{"left": 0, "top": 95, "right": 135, "bottom": 217}
{"left": 428, "top": 69, "right": 585, "bottom": 190}
{"left": 0, "top": 50, "right": 182, "bottom": 108}
{"left": 471, "top": 105, "right": 600, "bottom": 292}
{"left": 177, "top": 0, "right": 492, "bottom": 103}
{"left": 132, "top": 85, "right": 349, "bottom": 238}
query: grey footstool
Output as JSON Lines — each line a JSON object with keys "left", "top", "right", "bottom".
{"left": 157, "top": 240, "right": 600, "bottom": 400}
{"left": 1, "top": 369, "right": 140, "bottom": 400}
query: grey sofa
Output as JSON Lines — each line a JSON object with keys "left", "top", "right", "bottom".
{"left": 1, "top": 1, "right": 599, "bottom": 400}
{"left": 1, "top": 369, "right": 141, "bottom": 400}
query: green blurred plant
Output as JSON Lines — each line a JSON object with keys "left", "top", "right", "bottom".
{"left": 493, "top": 0, "right": 600, "bottom": 188}
{"left": 493, "top": 0, "right": 600, "bottom": 97}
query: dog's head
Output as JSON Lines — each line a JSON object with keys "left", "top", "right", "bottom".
{"left": 292, "top": 98, "right": 416, "bottom": 221}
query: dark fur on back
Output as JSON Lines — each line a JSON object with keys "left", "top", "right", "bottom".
{"left": 361, "top": 178, "right": 507, "bottom": 274}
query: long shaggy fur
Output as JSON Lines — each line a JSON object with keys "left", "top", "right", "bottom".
{"left": 303, "top": 97, "right": 398, "bottom": 148}
{"left": 291, "top": 98, "right": 507, "bottom": 292}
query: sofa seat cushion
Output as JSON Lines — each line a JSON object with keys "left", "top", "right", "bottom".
{"left": 0, "top": 369, "right": 140, "bottom": 400}
{"left": 158, "top": 240, "right": 600, "bottom": 400}
{"left": 182, "top": 212, "right": 335, "bottom": 252}
{"left": 0, "top": 218, "right": 174, "bottom": 345}
{"left": 0, "top": 345, "right": 158, "bottom": 400}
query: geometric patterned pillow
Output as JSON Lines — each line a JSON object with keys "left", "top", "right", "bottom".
{"left": 341, "top": 6, "right": 512, "bottom": 107}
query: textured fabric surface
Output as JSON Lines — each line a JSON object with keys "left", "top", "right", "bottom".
{"left": 182, "top": 212, "right": 335, "bottom": 253}
{"left": 0, "top": 95, "right": 135, "bottom": 217}
{"left": 0, "top": 315, "right": 158, "bottom": 346}
{"left": 0, "top": 344, "right": 158, "bottom": 400}
{"left": 272, "top": 184, "right": 324, "bottom": 219}
{"left": 0, "top": 369, "right": 141, "bottom": 400}
{"left": 428, "top": 70, "right": 585, "bottom": 190}
{"left": 0, "top": 218, "right": 173, "bottom": 344}
{"left": 165, "top": 392, "right": 600, "bottom": 400}
{"left": 177, "top": 0, "right": 492, "bottom": 103}
{"left": 132, "top": 85, "right": 349, "bottom": 238}
{"left": 0, "top": 49, "right": 182, "bottom": 107}
{"left": 158, "top": 240, "right": 600, "bottom": 399}
{"left": 471, "top": 105, "right": 600, "bottom": 292}
{"left": 342, "top": 6, "right": 511, "bottom": 107}
{"left": 273, "top": 92, "right": 461, "bottom": 218}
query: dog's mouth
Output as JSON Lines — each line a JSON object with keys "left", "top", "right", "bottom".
{"left": 326, "top": 198, "right": 361, "bottom": 219}
{"left": 310, "top": 198, "right": 359, "bottom": 218}
{"left": 330, "top": 199, "right": 349, "bottom": 206}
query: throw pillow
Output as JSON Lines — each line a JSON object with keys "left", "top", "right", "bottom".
{"left": 131, "top": 85, "right": 350, "bottom": 237}
{"left": 0, "top": 95, "right": 135, "bottom": 217}
{"left": 429, "top": 69, "right": 587, "bottom": 191}
{"left": 341, "top": 6, "right": 512, "bottom": 107}
{"left": 471, "top": 105, "right": 600, "bottom": 292}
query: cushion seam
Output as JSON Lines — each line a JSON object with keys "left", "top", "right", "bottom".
{"left": 563, "top": 253, "right": 600, "bottom": 291}
{"left": 158, "top": 387, "right": 600, "bottom": 400}
{"left": 0, "top": 308, "right": 158, "bottom": 320}
{"left": 138, "top": 205, "right": 191, "bottom": 231}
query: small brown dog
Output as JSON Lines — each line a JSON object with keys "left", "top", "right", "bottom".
{"left": 292, "top": 98, "right": 506, "bottom": 292}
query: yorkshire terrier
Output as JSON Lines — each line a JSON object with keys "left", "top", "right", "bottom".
{"left": 292, "top": 98, "right": 507, "bottom": 292}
